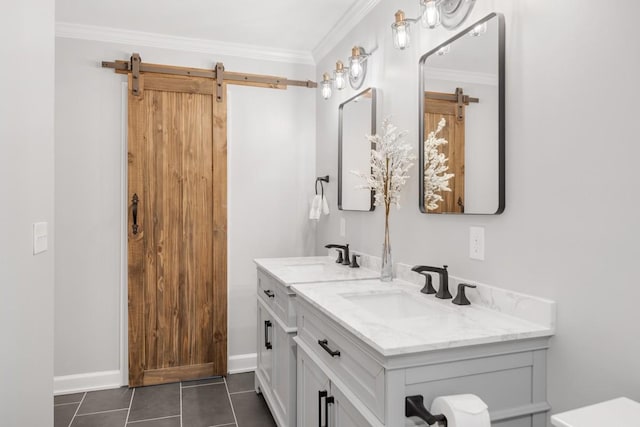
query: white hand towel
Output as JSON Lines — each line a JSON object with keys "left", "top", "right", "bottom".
{"left": 321, "top": 195, "right": 330, "bottom": 215}
{"left": 309, "top": 195, "right": 321, "bottom": 220}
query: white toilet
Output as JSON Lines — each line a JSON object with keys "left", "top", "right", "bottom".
{"left": 551, "top": 397, "right": 640, "bottom": 427}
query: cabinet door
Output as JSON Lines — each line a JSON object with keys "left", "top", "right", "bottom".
{"left": 271, "top": 320, "right": 294, "bottom": 424}
{"left": 330, "top": 383, "right": 372, "bottom": 427}
{"left": 256, "top": 301, "right": 273, "bottom": 387}
{"left": 298, "top": 348, "right": 330, "bottom": 427}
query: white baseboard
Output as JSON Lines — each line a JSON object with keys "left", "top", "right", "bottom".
{"left": 54, "top": 370, "right": 122, "bottom": 396}
{"left": 54, "top": 354, "right": 256, "bottom": 395}
{"left": 228, "top": 353, "right": 256, "bottom": 374}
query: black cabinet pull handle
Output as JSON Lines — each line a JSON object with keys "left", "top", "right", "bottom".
{"left": 263, "top": 289, "right": 275, "bottom": 298}
{"left": 131, "top": 193, "right": 139, "bottom": 234}
{"left": 264, "top": 320, "right": 272, "bottom": 350}
{"left": 318, "top": 390, "right": 334, "bottom": 427}
{"left": 318, "top": 339, "right": 340, "bottom": 357}
{"left": 318, "top": 390, "right": 327, "bottom": 427}
{"left": 325, "top": 394, "right": 334, "bottom": 427}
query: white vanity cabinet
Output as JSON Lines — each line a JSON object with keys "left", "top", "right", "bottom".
{"left": 255, "top": 270, "right": 297, "bottom": 427}
{"left": 292, "top": 279, "right": 556, "bottom": 427}
{"left": 254, "top": 257, "right": 380, "bottom": 427}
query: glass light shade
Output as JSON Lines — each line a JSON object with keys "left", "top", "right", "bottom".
{"left": 392, "top": 21, "right": 411, "bottom": 50}
{"left": 470, "top": 22, "right": 487, "bottom": 36}
{"left": 349, "top": 56, "right": 363, "bottom": 79}
{"left": 334, "top": 61, "right": 347, "bottom": 91}
{"left": 334, "top": 70, "right": 346, "bottom": 90}
{"left": 321, "top": 73, "right": 332, "bottom": 99}
{"left": 421, "top": 0, "right": 440, "bottom": 29}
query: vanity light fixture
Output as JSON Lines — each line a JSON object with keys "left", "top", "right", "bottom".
{"left": 348, "top": 46, "right": 371, "bottom": 90}
{"left": 321, "top": 73, "right": 333, "bottom": 100}
{"left": 391, "top": 0, "right": 477, "bottom": 50}
{"left": 320, "top": 46, "right": 373, "bottom": 99}
{"left": 422, "top": 0, "right": 440, "bottom": 29}
{"left": 391, "top": 10, "right": 412, "bottom": 50}
{"left": 334, "top": 61, "right": 347, "bottom": 90}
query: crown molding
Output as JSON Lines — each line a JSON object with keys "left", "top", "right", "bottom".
{"left": 312, "top": 0, "right": 383, "bottom": 63}
{"left": 55, "top": 22, "right": 315, "bottom": 66}
{"left": 425, "top": 66, "right": 498, "bottom": 86}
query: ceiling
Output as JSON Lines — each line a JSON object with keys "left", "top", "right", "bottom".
{"left": 56, "top": 0, "right": 368, "bottom": 57}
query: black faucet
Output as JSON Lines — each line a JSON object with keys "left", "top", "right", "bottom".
{"left": 325, "top": 244, "right": 350, "bottom": 265}
{"left": 411, "top": 265, "right": 452, "bottom": 299}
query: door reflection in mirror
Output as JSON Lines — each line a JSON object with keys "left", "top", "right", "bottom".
{"left": 419, "top": 13, "right": 505, "bottom": 214}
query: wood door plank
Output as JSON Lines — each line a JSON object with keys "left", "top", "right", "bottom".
{"left": 211, "top": 83, "right": 228, "bottom": 376}
{"left": 186, "top": 93, "right": 215, "bottom": 365}
{"left": 128, "top": 75, "right": 147, "bottom": 387}
{"left": 163, "top": 91, "right": 183, "bottom": 369}
{"left": 143, "top": 90, "right": 160, "bottom": 371}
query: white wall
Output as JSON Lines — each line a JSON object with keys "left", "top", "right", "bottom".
{"left": 316, "top": 0, "right": 640, "bottom": 415}
{"left": 0, "top": 0, "right": 55, "bottom": 424}
{"left": 54, "top": 37, "right": 315, "bottom": 385}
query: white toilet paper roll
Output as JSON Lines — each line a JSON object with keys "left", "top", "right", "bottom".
{"left": 430, "top": 394, "right": 491, "bottom": 427}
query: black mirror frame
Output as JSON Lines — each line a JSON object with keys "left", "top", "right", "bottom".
{"left": 418, "top": 12, "right": 505, "bottom": 215}
{"left": 338, "top": 87, "right": 377, "bottom": 211}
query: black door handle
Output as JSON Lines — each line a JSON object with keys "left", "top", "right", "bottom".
{"left": 131, "top": 193, "right": 139, "bottom": 234}
{"left": 263, "top": 289, "right": 275, "bottom": 298}
{"left": 264, "top": 320, "right": 272, "bottom": 350}
{"left": 318, "top": 339, "right": 340, "bottom": 357}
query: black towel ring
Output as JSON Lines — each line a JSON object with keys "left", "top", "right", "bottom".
{"left": 315, "top": 176, "right": 330, "bottom": 198}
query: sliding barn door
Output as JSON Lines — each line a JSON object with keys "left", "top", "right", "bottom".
{"left": 128, "top": 74, "right": 227, "bottom": 387}
{"left": 424, "top": 93, "right": 465, "bottom": 213}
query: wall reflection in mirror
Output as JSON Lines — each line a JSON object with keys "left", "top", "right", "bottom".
{"left": 419, "top": 13, "right": 504, "bottom": 214}
{"left": 339, "top": 88, "right": 376, "bottom": 211}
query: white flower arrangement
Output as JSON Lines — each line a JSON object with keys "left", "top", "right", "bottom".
{"left": 352, "top": 117, "right": 415, "bottom": 281}
{"left": 352, "top": 118, "right": 416, "bottom": 215}
{"left": 424, "top": 118, "right": 454, "bottom": 211}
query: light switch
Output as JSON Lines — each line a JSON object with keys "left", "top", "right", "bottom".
{"left": 469, "top": 226, "right": 485, "bottom": 261}
{"left": 33, "top": 222, "right": 48, "bottom": 255}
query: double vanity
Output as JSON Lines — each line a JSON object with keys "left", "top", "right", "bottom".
{"left": 253, "top": 10, "right": 550, "bottom": 427}
{"left": 254, "top": 254, "right": 555, "bottom": 427}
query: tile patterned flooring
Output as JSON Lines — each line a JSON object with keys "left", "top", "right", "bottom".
{"left": 54, "top": 372, "right": 276, "bottom": 427}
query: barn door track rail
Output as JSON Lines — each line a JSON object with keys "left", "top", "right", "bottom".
{"left": 102, "top": 53, "right": 317, "bottom": 102}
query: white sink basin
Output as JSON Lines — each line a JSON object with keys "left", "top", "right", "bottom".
{"left": 341, "top": 291, "right": 431, "bottom": 320}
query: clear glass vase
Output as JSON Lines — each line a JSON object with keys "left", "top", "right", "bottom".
{"left": 380, "top": 220, "right": 393, "bottom": 282}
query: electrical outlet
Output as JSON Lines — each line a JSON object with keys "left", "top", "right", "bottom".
{"left": 469, "top": 226, "right": 485, "bottom": 260}
{"left": 33, "top": 222, "right": 48, "bottom": 255}
{"left": 339, "top": 218, "right": 346, "bottom": 237}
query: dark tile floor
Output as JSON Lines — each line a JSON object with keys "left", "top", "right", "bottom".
{"left": 54, "top": 372, "right": 276, "bottom": 427}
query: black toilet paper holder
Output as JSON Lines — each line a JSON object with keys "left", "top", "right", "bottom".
{"left": 406, "top": 395, "right": 448, "bottom": 426}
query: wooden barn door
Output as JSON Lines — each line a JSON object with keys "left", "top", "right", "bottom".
{"left": 127, "top": 73, "right": 227, "bottom": 387}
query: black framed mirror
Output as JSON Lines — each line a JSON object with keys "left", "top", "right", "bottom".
{"left": 338, "top": 87, "right": 376, "bottom": 211}
{"left": 419, "top": 13, "right": 505, "bottom": 215}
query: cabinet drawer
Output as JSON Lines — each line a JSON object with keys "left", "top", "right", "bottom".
{"left": 257, "top": 269, "right": 296, "bottom": 328}
{"left": 296, "top": 300, "right": 385, "bottom": 423}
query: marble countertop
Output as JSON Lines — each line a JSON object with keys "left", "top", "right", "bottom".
{"left": 291, "top": 278, "right": 555, "bottom": 357}
{"left": 254, "top": 256, "right": 380, "bottom": 286}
